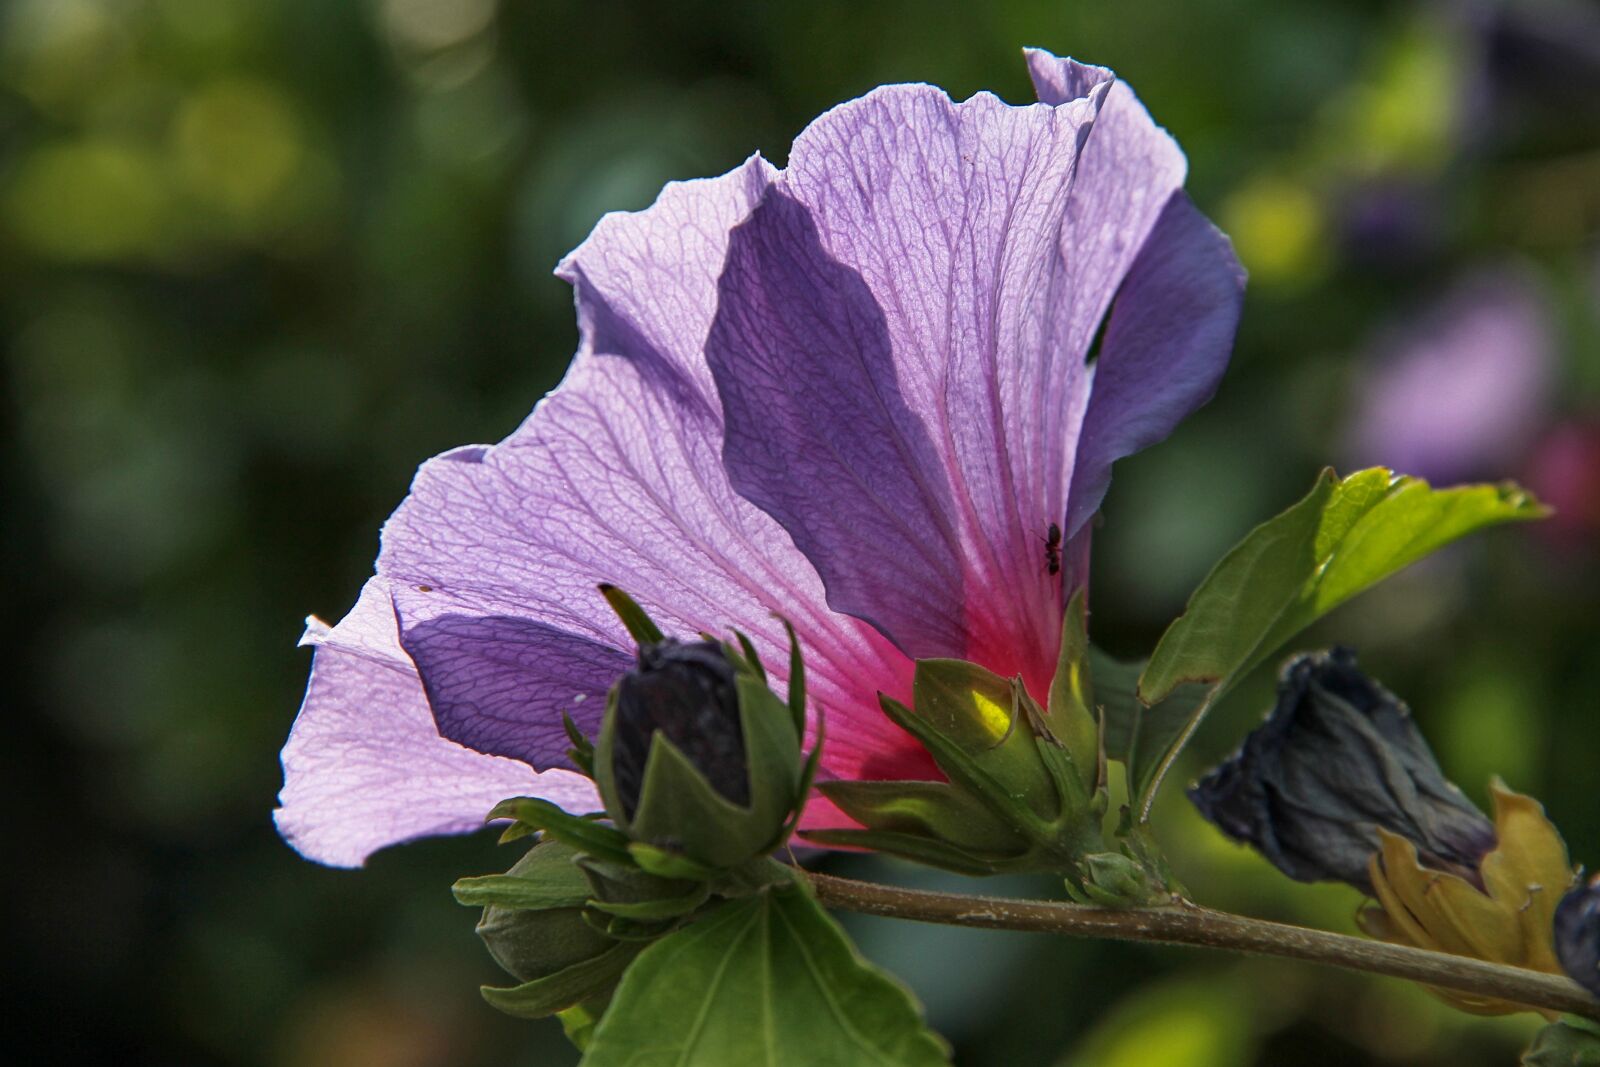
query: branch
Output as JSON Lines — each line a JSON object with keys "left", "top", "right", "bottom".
{"left": 806, "top": 871, "right": 1600, "bottom": 1021}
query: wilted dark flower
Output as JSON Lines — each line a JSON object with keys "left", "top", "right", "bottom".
{"left": 611, "top": 639, "right": 747, "bottom": 819}
{"left": 1192, "top": 648, "right": 1578, "bottom": 1015}
{"left": 1189, "top": 647, "right": 1495, "bottom": 893}
{"left": 1556, "top": 874, "right": 1600, "bottom": 998}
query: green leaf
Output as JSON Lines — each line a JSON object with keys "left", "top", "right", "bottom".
{"left": 1089, "top": 647, "right": 1206, "bottom": 803}
{"left": 1140, "top": 469, "right": 1544, "bottom": 705}
{"left": 1522, "top": 1021, "right": 1600, "bottom": 1066}
{"left": 1133, "top": 468, "right": 1544, "bottom": 816}
{"left": 580, "top": 883, "right": 950, "bottom": 1065}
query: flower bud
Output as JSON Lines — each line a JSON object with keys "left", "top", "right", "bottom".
{"left": 610, "top": 640, "right": 748, "bottom": 819}
{"left": 806, "top": 653, "right": 1114, "bottom": 881}
{"left": 595, "top": 635, "right": 805, "bottom": 873}
{"left": 1078, "top": 852, "right": 1154, "bottom": 907}
{"left": 1189, "top": 647, "right": 1495, "bottom": 892}
{"left": 1555, "top": 874, "right": 1600, "bottom": 998}
{"left": 473, "top": 840, "right": 619, "bottom": 984}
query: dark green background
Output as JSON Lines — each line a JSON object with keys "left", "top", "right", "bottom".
{"left": 4, "top": 1, "right": 1598, "bottom": 1064}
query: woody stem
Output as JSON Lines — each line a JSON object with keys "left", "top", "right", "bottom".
{"left": 805, "top": 871, "right": 1600, "bottom": 1021}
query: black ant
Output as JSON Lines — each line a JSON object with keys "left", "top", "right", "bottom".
{"left": 1041, "top": 522, "right": 1062, "bottom": 576}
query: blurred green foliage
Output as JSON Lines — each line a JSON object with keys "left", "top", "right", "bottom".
{"left": 2, "top": 1, "right": 1596, "bottom": 1065}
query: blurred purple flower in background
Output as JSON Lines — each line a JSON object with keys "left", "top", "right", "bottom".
{"left": 1526, "top": 420, "right": 1600, "bottom": 548}
{"left": 1461, "top": 0, "right": 1600, "bottom": 146}
{"left": 1344, "top": 268, "right": 1552, "bottom": 485}
{"left": 275, "top": 49, "right": 1244, "bottom": 868}
{"left": 1335, "top": 178, "right": 1443, "bottom": 273}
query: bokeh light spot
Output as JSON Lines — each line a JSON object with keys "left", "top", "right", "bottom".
{"left": 1, "top": 0, "right": 123, "bottom": 111}
{"left": 172, "top": 79, "right": 306, "bottom": 220}
{"left": 1222, "top": 174, "right": 1327, "bottom": 285}
{"left": 380, "top": 0, "right": 497, "bottom": 53}
{"left": 4, "top": 139, "right": 170, "bottom": 261}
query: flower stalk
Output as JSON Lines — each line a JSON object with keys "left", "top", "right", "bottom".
{"left": 804, "top": 871, "right": 1600, "bottom": 1022}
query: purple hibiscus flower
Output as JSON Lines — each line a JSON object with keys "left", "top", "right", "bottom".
{"left": 275, "top": 49, "right": 1244, "bottom": 867}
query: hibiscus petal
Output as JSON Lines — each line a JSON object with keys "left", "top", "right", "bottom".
{"left": 1064, "top": 191, "right": 1246, "bottom": 534}
{"left": 378, "top": 160, "right": 931, "bottom": 785}
{"left": 1025, "top": 50, "right": 1242, "bottom": 535}
{"left": 1021, "top": 53, "right": 1188, "bottom": 527}
{"left": 557, "top": 153, "right": 779, "bottom": 404}
{"left": 706, "top": 188, "right": 966, "bottom": 660}
{"left": 711, "top": 77, "right": 1116, "bottom": 693}
{"left": 397, "top": 606, "right": 633, "bottom": 768}
{"left": 274, "top": 578, "right": 598, "bottom": 868}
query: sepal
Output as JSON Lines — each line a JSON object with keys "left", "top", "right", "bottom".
{"left": 1071, "top": 853, "right": 1156, "bottom": 907}
{"left": 487, "top": 796, "right": 633, "bottom": 864}
{"left": 818, "top": 779, "right": 1029, "bottom": 856}
{"left": 596, "top": 583, "right": 664, "bottom": 644}
{"left": 460, "top": 838, "right": 736, "bottom": 1022}
{"left": 813, "top": 779, "right": 1032, "bottom": 875}
{"left": 1043, "top": 590, "right": 1102, "bottom": 799}
{"left": 1358, "top": 782, "right": 1577, "bottom": 1016}
{"left": 579, "top": 857, "right": 709, "bottom": 923}
{"left": 802, "top": 641, "right": 1136, "bottom": 889}
{"left": 479, "top": 942, "right": 644, "bottom": 1019}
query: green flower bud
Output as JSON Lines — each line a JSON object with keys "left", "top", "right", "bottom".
{"left": 473, "top": 840, "right": 619, "bottom": 984}
{"left": 807, "top": 643, "right": 1109, "bottom": 878}
{"left": 1077, "top": 852, "right": 1156, "bottom": 907}
{"left": 595, "top": 635, "right": 806, "bottom": 873}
